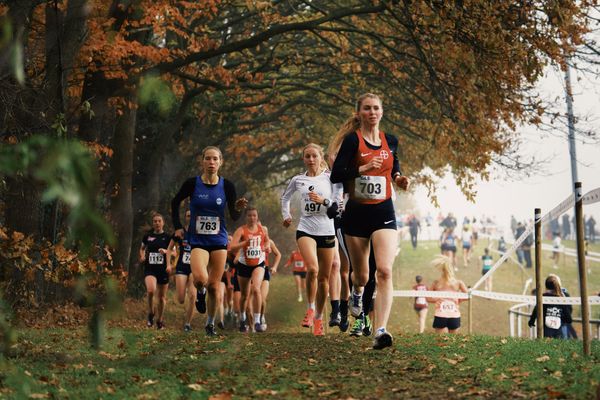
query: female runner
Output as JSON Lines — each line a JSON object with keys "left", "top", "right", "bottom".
{"left": 229, "top": 207, "right": 271, "bottom": 333}
{"left": 171, "top": 146, "right": 247, "bottom": 336}
{"left": 166, "top": 210, "right": 196, "bottom": 331}
{"left": 281, "top": 143, "right": 341, "bottom": 336}
{"left": 330, "top": 93, "right": 409, "bottom": 349}
{"left": 285, "top": 246, "right": 307, "bottom": 302}
{"left": 139, "top": 213, "right": 171, "bottom": 330}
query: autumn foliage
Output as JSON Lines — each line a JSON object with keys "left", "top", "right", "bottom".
{"left": 0, "top": 0, "right": 596, "bottom": 297}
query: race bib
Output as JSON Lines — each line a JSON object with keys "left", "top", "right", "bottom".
{"left": 483, "top": 258, "right": 492, "bottom": 268}
{"left": 294, "top": 261, "right": 304, "bottom": 268}
{"left": 246, "top": 246, "right": 262, "bottom": 259}
{"left": 545, "top": 316, "right": 561, "bottom": 330}
{"left": 182, "top": 252, "right": 191, "bottom": 264}
{"left": 440, "top": 300, "right": 458, "bottom": 313}
{"left": 416, "top": 297, "right": 427, "bottom": 305}
{"left": 302, "top": 196, "right": 324, "bottom": 216}
{"left": 196, "top": 216, "right": 220, "bottom": 235}
{"left": 354, "top": 175, "right": 386, "bottom": 200}
{"left": 148, "top": 252, "right": 164, "bottom": 265}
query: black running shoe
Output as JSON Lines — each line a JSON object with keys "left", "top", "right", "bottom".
{"left": 156, "top": 320, "right": 164, "bottom": 330}
{"left": 184, "top": 324, "right": 191, "bottom": 332}
{"left": 372, "top": 331, "right": 393, "bottom": 350}
{"left": 339, "top": 315, "right": 350, "bottom": 332}
{"left": 217, "top": 321, "right": 225, "bottom": 330}
{"left": 147, "top": 313, "right": 154, "bottom": 328}
{"left": 328, "top": 311, "right": 341, "bottom": 327}
{"left": 205, "top": 323, "right": 217, "bottom": 337}
{"left": 239, "top": 320, "right": 248, "bottom": 333}
{"left": 195, "top": 289, "right": 206, "bottom": 314}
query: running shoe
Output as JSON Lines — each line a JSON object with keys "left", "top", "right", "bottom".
{"left": 349, "top": 316, "right": 364, "bottom": 337}
{"left": 156, "top": 320, "right": 164, "bottom": 330}
{"left": 205, "top": 323, "right": 217, "bottom": 337}
{"left": 260, "top": 315, "right": 267, "bottom": 332}
{"left": 239, "top": 319, "right": 249, "bottom": 333}
{"left": 362, "top": 315, "right": 372, "bottom": 337}
{"left": 339, "top": 315, "right": 350, "bottom": 332}
{"left": 217, "top": 321, "right": 225, "bottom": 330}
{"left": 301, "top": 309, "right": 314, "bottom": 328}
{"left": 297, "top": 295, "right": 303, "bottom": 302}
{"left": 328, "top": 311, "right": 341, "bottom": 327}
{"left": 254, "top": 322, "right": 265, "bottom": 333}
{"left": 313, "top": 318, "right": 324, "bottom": 336}
{"left": 195, "top": 288, "right": 207, "bottom": 314}
{"left": 146, "top": 313, "right": 154, "bottom": 328}
{"left": 184, "top": 323, "right": 191, "bottom": 332}
{"left": 350, "top": 291, "right": 363, "bottom": 318}
{"left": 372, "top": 330, "right": 393, "bottom": 350}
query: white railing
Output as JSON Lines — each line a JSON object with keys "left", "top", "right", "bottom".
{"left": 508, "top": 303, "right": 600, "bottom": 339}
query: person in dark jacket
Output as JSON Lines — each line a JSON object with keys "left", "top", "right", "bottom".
{"left": 528, "top": 275, "right": 572, "bottom": 338}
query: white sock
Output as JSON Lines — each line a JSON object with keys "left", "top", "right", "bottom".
{"left": 206, "top": 315, "right": 214, "bottom": 326}
{"left": 376, "top": 327, "right": 386, "bottom": 335}
{"left": 315, "top": 313, "right": 322, "bottom": 320}
{"left": 308, "top": 303, "right": 315, "bottom": 310}
{"left": 254, "top": 313, "right": 261, "bottom": 324}
{"left": 241, "top": 312, "right": 246, "bottom": 321}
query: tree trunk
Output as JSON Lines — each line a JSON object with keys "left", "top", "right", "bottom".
{"left": 110, "top": 90, "right": 138, "bottom": 274}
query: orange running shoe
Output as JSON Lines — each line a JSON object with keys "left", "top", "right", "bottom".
{"left": 301, "top": 309, "right": 314, "bottom": 328}
{"left": 313, "top": 318, "right": 324, "bottom": 336}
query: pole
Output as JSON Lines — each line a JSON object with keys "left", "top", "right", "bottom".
{"left": 565, "top": 63, "right": 579, "bottom": 187}
{"left": 574, "top": 182, "right": 591, "bottom": 356}
{"left": 535, "top": 208, "right": 543, "bottom": 339}
{"left": 468, "top": 288, "right": 472, "bottom": 335}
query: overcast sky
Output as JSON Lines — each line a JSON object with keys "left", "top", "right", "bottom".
{"left": 410, "top": 64, "right": 600, "bottom": 234}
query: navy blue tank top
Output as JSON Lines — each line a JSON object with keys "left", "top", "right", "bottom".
{"left": 188, "top": 176, "right": 228, "bottom": 246}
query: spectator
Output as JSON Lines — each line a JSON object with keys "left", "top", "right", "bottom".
{"left": 510, "top": 215, "right": 518, "bottom": 238}
{"left": 562, "top": 213, "right": 571, "bottom": 240}
{"left": 440, "top": 212, "right": 457, "bottom": 230}
{"left": 587, "top": 216, "right": 596, "bottom": 243}
{"left": 551, "top": 233, "right": 561, "bottom": 269}
{"left": 528, "top": 275, "right": 572, "bottom": 339}
{"left": 522, "top": 231, "right": 533, "bottom": 269}
{"left": 515, "top": 222, "right": 526, "bottom": 265}
{"left": 408, "top": 215, "right": 421, "bottom": 250}
{"left": 548, "top": 274, "right": 577, "bottom": 339}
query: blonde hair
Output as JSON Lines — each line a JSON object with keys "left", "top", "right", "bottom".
{"left": 328, "top": 93, "right": 383, "bottom": 162}
{"left": 431, "top": 255, "right": 455, "bottom": 283}
{"left": 303, "top": 143, "right": 328, "bottom": 173}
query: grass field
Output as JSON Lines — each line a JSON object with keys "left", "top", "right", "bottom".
{"left": 1, "top": 237, "right": 600, "bottom": 399}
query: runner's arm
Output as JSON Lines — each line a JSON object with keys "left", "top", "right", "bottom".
{"left": 330, "top": 134, "right": 359, "bottom": 183}
{"left": 171, "top": 178, "right": 195, "bottom": 230}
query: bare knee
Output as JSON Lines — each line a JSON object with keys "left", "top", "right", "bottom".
{"left": 376, "top": 267, "right": 392, "bottom": 282}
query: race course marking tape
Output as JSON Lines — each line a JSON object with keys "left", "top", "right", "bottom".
{"left": 393, "top": 290, "right": 600, "bottom": 305}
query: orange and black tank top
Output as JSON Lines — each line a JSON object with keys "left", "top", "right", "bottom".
{"left": 349, "top": 130, "right": 393, "bottom": 205}
{"left": 238, "top": 224, "right": 267, "bottom": 267}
